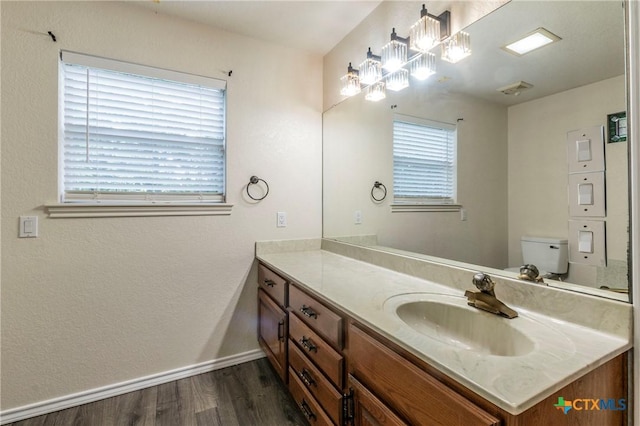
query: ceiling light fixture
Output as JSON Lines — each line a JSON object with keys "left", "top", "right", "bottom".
{"left": 365, "top": 82, "right": 386, "bottom": 102}
{"left": 441, "top": 31, "right": 471, "bottom": 63}
{"left": 339, "top": 62, "right": 361, "bottom": 97}
{"left": 359, "top": 48, "right": 382, "bottom": 85}
{"left": 410, "top": 5, "right": 450, "bottom": 52}
{"left": 502, "top": 28, "right": 561, "bottom": 56}
{"left": 381, "top": 28, "right": 408, "bottom": 72}
{"left": 386, "top": 69, "right": 410, "bottom": 92}
{"left": 411, "top": 52, "right": 436, "bottom": 80}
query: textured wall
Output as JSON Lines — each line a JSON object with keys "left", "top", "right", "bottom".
{"left": 1, "top": 1, "right": 322, "bottom": 410}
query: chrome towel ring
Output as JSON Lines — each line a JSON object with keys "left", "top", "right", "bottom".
{"left": 247, "top": 176, "right": 269, "bottom": 201}
{"left": 371, "top": 181, "right": 387, "bottom": 202}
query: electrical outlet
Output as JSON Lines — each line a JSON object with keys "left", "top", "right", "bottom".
{"left": 354, "top": 210, "right": 362, "bottom": 224}
{"left": 460, "top": 209, "right": 467, "bottom": 221}
{"left": 277, "top": 211, "right": 287, "bottom": 227}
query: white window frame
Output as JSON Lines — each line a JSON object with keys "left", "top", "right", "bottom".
{"left": 391, "top": 114, "right": 461, "bottom": 213}
{"left": 48, "top": 51, "right": 232, "bottom": 218}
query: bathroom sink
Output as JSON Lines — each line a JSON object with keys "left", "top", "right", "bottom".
{"left": 384, "top": 293, "right": 535, "bottom": 357}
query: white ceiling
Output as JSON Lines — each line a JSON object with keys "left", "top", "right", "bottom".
{"left": 133, "top": 0, "right": 382, "bottom": 55}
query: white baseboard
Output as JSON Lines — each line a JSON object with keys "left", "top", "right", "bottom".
{"left": 0, "top": 349, "right": 265, "bottom": 425}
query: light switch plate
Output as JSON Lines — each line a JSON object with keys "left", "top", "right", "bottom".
{"left": 19, "top": 216, "right": 38, "bottom": 238}
{"left": 568, "top": 172, "right": 605, "bottom": 217}
{"left": 569, "top": 220, "right": 606, "bottom": 266}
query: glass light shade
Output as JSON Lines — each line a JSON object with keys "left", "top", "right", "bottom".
{"left": 411, "top": 52, "right": 436, "bottom": 80}
{"left": 365, "top": 82, "right": 386, "bottom": 102}
{"left": 359, "top": 58, "right": 382, "bottom": 85}
{"left": 442, "top": 31, "right": 471, "bottom": 63}
{"left": 410, "top": 15, "right": 441, "bottom": 52}
{"left": 340, "top": 66, "right": 361, "bottom": 97}
{"left": 386, "top": 69, "right": 409, "bottom": 92}
{"left": 381, "top": 40, "right": 408, "bottom": 72}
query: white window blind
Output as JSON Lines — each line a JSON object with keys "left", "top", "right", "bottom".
{"left": 60, "top": 51, "right": 226, "bottom": 203}
{"left": 393, "top": 116, "right": 456, "bottom": 204}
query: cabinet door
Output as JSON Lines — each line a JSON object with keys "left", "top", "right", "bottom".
{"left": 348, "top": 375, "right": 407, "bottom": 426}
{"left": 348, "top": 324, "right": 500, "bottom": 426}
{"left": 258, "top": 289, "right": 287, "bottom": 382}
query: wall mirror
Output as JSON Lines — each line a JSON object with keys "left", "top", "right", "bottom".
{"left": 322, "top": 0, "right": 630, "bottom": 301}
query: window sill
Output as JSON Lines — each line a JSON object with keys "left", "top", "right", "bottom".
{"left": 390, "top": 203, "right": 462, "bottom": 213}
{"left": 45, "top": 203, "right": 233, "bottom": 218}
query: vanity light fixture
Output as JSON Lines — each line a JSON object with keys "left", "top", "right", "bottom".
{"left": 411, "top": 52, "right": 436, "bottom": 80}
{"left": 339, "top": 3, "right": 462, "bottom": 98}
{"left": 386, "top": 69, "right": 410, "bottom": 92}
{"left": 359, "top": 48, "right": 382, "bottom": 85}
{"left": 340, "top": 62, "right": 361, "bottom": 97}
{"left": 441, "top": 31, "right": 471, "bottom": 63}
{"left": 381, "top": 28, "right": 408, "bottom": 72}
{"left": 502, "top": 27, "right": 561, "bottom": 56}
{"left": 409, "top": 5, "right": 451, "bottom": 52}
{"left": 365, "top": 82, "right": 386, "bottom": 102}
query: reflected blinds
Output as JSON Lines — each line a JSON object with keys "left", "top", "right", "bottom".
{"left": 393, "top": 117, "right": 456, "bottom": 203}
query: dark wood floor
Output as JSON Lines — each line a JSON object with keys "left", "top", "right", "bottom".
{"left": 6, "top": 358, "right": 308, "bottom": 426}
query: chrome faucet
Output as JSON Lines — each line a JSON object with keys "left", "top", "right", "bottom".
{"left": 464, "top": 273, "right": 518, "bottom": 319}
{"left": 517, "top": 264, "right": 545, "bottom": 284}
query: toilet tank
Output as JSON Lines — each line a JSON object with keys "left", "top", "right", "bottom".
{"left": 521, "top": 236, "right": 569, "bottom": 274}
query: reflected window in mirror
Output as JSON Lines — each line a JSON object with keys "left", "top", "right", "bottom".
{"left": 393, "top": 115, "right": 457, "bottom": 205}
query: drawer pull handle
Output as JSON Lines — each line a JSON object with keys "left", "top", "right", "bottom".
{"left": 300, "top": 399, "right": 316, "bottom": 421}
{"left": 299, "top": 368, "right": 316, "bottom": 388}
{"left": 277, "top": 320, "right": 285, "bottom": 342}
{"left": 299, "top": 336, "right": 317, "bottom": 353}
{"left": 264, "top": 279, "right": 276, "bottom": 287}
{"left": 300, "top": 305, "right": 318, "bottom": 319}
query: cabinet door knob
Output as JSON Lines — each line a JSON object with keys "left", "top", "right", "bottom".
{"left": 264, "top": 279, "right": 276, "bottom": 287}
{"left": 300, "top": 305, "right": 318, "bottom": 319}
{"left": 299, "top": 336, "right": 317, "bottom": 353}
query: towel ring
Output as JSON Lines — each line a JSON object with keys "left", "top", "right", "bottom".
{"left": 371, "top": 181, "right": 387, "bottom": 202}
{"left": 247, "top": 176, "right": 269, "bottom": 201}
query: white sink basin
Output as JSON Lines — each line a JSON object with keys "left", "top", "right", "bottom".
{"left": 383, "top": 293, "right": 565, "bottom": 357}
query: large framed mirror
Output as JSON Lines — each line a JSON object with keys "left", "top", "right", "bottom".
{"left": 323, "top": 0, "right": 630, "bottom": 301}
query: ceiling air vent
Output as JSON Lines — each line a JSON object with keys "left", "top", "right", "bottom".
{"left": 497, "top": 81, "right": 533, "bottom": 96}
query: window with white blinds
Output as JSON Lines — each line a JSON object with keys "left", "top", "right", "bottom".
{"left": 59, "top": 51, "right": 226, "bottom": 204}
{"left": 393, "top": 115, "right": 457, "bottom": 204}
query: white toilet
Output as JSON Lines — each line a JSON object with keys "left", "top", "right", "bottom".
{"left": 506, "top": 236, "right": 569, "bottom": 277}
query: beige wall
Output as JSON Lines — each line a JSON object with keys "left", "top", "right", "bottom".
{"left": 507, "top": 75, "right": 627, "bottom": 287}
{"left": 1, "top": 1, "right": 322, "bottom": 411}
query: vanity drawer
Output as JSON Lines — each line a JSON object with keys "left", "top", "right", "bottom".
{"left": 258, "top": 263, "right": 287, "bottom": 307}
{"left": 289, "top": 314, "right": 344, "bottom": 389}
{"left": 289, "top": 340, "right": 343, "bottom": 425}
{"left": 348, "top": 324, "right": 499, "bottom": 426}
{"left": 290, "top": 284, "right": 343, "bottom": 349}
{"left": 289, "top": 367, "right": 335, "bottom": 426}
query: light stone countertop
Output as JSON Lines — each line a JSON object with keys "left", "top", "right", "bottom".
{"left": 256, "top": 240, "right": 632, "bottom": 415}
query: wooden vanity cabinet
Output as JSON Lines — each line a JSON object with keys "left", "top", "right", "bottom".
{"left": 257, "top": 262, "right": 628, "bottom": 426}
{"left": 288, "top": 283, "right": 346, "bottom": 425}
{"left": 257, "top": 264, "right": 288, "bottom": 383}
